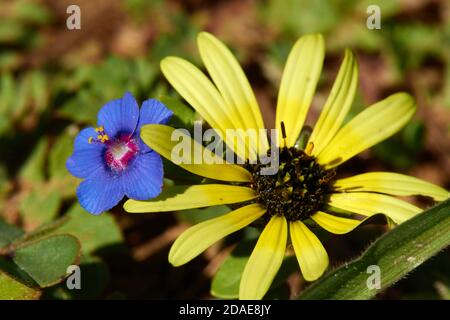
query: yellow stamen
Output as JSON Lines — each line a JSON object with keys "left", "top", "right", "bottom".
{"left": 88, "top": 137, "right": 93, "bottom": 144}
{"left": 305, "top": 142, "right": 314, "bottom": 155}
{"left": 95, "top": 126, "right": 104, "bottom": 133}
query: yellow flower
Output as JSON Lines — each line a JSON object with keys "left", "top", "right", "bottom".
{"left": 124, "top": 33, "right": 449, "bottom": 299}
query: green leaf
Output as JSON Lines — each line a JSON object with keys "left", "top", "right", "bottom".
{"left": 134, "top": 58, "right": 158, "bottom": 91}
{"left": 18, "top": 138, "right": 48, "bottom": 183}
{"left": 22, "top": 216, "right": 70, "bottom": 243}
{"left": 13, "top": 234, "right": 81, "bottom": 287}
{"left": 299, "top": 198, "right": 450, "bottom": 300}
{"left": 0, "top": 52, "right": 22, "bottom": 72}
{"left": 0, "top": 219, "right": 24, "bottom": 248}
{"left": 159, "top": 95, "right": 196, "bottom": 129}
{"left": 50, "top": 204, "right": 124, "bottom": 256}
{"left": 0, "top": 73, "right": 16, "bottom": 134}
{"left": 0, "top": 256, "right": 38, "bottom": 287}
{"left": 0, "top": 20, "right": 26, "bottom": 43}
{"left": 43, "top": 255, "right": 110, "bottom": 300}
{"left": 49, "top": 130, "right": 75, "bottom": 179}
{"left": 20, "top": 185, "right": 62, "bottom": 228}
{"left": 29, "top": 71, "right": 49, "bottom": 112}
{"left": 13, "top": 1, "right": 53, "bottom": 25}
{"left": 0, "top": 271, "right": 41, "bottom": 300}
{"left": 58, "top": 90, "right": 100, "bottom": 124}
{"left": 48, "top": 129, "right": 79, "bottom": 198}
{"left": 211, "top": 239, "right": 255, "bottom": 299}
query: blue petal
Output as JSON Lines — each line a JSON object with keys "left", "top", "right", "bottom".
{"left": 122, "top": 151, "right": 163, "bottom": 200}
{"left": 135, "top": 99, "right": 173, "bottom": 153}
{"left": 66, "top": 127, "right": 105, "bottom": 179}
{"left": 76, "top": 168, "right": 124, "bottom": 215}
{"left": 97, "top": 92, "right": 139, "bottom": 137}
{"left": 138, "top": 99, "right": 173, "bottom": 127}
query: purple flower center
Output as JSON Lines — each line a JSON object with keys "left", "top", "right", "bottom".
{"left": 104, "top": 135, "right": 139, "bottom": 172}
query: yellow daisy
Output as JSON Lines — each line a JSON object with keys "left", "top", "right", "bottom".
{"left": 124, "top": 32, "right": 449, "bottom": 299}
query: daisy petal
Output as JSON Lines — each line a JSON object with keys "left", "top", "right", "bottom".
{"left": 317, "top": 93, "right": 416, "bottom": 168}
{"left": 240, "top": 215, "right": 287, "bottom": 300}
{"left": 197, "top": 32, "right": 269, "bottom": 156}
{"left": 161, "top": 57, "right": 253, "bottom": 161}
{"left": 275, "top": 34, "right": 324, "bottom": 147}
{"left": 168, "top": 204, "right": 265, "bottom": 266}
{"left": 66, "top": 127, "right": 105, "bottom": 179}
{"left": 290, "top": 220, "right": 328, "bottom": 281}
{"left": 309, "top": 49, "right": 358, "bottom": 156}
{"left": 76, "top": 169, "right": 123, "bottom": 215}
{"left": 121, "top": 151, "right": 163, "bottom": 200}
{"left": 329, "top": 192, "right": 422, "bottom": 224}
{"left": 124, "top": 184, "right": 256, "bottom": 212}
{"left": 311, "top": 211, "right": 363, "bottom": 234}
{"left": 97, "top": 92, "right": 139, "bottom": 137}
{"left": 140, "top": 124, "right": 252, "bottom": 182}
{"left": 334, "top": 172, "right": 450, "bottom": 201}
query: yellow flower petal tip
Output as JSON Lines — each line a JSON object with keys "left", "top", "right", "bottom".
{"left": 317, "top": 92, "right": 416, "bottom": 168}
{"left": 197, "top": 31, "right": 215, "bottom": 42}
{"left": 196, "top": 30, "right": 269, "bottom": 157}
{"left": 311, "top": 211, "right": 362, "bottom": 235}
{"left": 275, "top": 33, "right": 325, "bottom": 147}
{"left": 160, "top": 56, "right": 178, "bottom": 70}
{"left": 308, "top": 48, "right": 358, "bottom": 156}
{"left": 290, "top": 221, "right": 329, "bottom": 282}
{"left": 334, "top": 172, "right": 449, "bottom": 202}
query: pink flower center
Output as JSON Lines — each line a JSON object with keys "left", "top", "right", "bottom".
{"left": 104, "top": 135, "right": 139, "bottom": 171}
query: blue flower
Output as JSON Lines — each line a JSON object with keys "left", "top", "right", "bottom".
{"left": 66, "top": 92, "right": 173, "bottom": 215}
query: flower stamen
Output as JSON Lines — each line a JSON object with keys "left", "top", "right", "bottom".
{"left": 305, "top": 142, "right": 314, "bottom": 156}
{"left": 89, "top": 126, "right": 110, "bottom": 144}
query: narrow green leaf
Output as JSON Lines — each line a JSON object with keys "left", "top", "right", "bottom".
{"left": 13, "top": 234, "right": 81, "bottom": 287}
{"left": 300, "top": 199, "right": 450, "bottom": 300}
{"left": 29, "top": 71, "right": 49, "bottom": 112}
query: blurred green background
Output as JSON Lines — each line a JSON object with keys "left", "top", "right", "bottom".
{"left": 0, "top": 0, "right": 449, "bottom": 299}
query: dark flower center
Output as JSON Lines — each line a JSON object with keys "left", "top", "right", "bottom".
{"left": 104, "top": 135, "right": 139, "bottom": 172}
{"left": 248, "top": 147, "right": 335, "bottom": 222}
